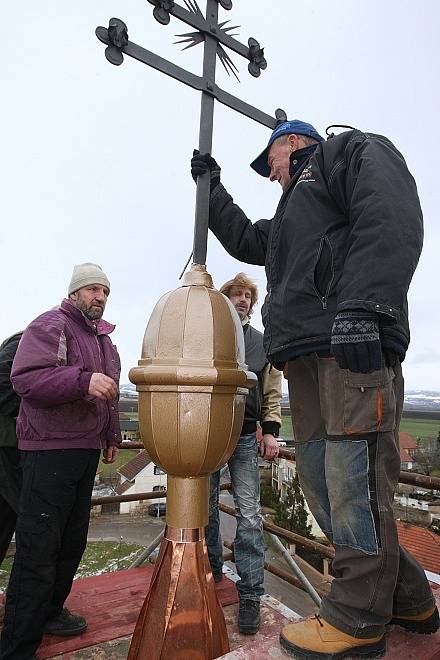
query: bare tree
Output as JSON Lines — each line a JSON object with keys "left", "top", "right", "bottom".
{"left": 413, "top": 441, "right": 440, "bottom": 476}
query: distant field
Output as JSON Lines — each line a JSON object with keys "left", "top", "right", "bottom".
{"left": 280, "top": 415, "right": 439, "bottom": 444}
{"left": 399, "top": 417, "right": 439, "bottom": 444}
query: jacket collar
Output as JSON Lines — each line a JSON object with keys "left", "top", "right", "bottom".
{"left": 60, "top": 299, "right": 115, "bottom": 336}
{"left": 288, "top": 144, "right": 319, "bottom": 178}
{"left": 275, "top": 143, "right": 321, "bottom": 211}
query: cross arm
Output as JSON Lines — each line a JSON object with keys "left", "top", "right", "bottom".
{"left": 96, "top": 24, "right": 280, "bottom": 130}
{"left": 213, "top": 83, "right": 276, "bottom": 129}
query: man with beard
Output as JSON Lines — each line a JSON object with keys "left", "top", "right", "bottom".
{"left": 0, "top": 263, "right": 121, "bottom": 660}
{"left": 206, "top": 273, "right": 282, "bottom": 635}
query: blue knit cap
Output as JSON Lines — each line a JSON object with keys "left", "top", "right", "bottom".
{"left": 250, "top": 119, "right": 324, "bottom": 177}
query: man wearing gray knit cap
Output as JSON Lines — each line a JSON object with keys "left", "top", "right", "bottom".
{"left": 68, "top": 262, "right": 110, "bottom": 296}
{"left": 1, "top": 263, "right": 121, "bottom": 660}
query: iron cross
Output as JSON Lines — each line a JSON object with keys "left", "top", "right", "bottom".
{"left": 96, "top": 0, "right": 286, "bottom": 267}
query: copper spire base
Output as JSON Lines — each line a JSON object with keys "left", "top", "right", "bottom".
{"left": 128, "top": 525, "right": 230, "bottom": 660}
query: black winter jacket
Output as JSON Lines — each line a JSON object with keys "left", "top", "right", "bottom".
{"left": 209, "top": 130, "right": 423, "bottom": 364}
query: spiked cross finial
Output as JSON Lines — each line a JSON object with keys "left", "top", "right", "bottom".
{"left": 145, "top": 0, "right": 266, "bottom": 81}
{"left": 175, "top": 17, "right": 240, "bottom": 79}
{"left": 96, "top": 1, "right": 286, "bottom": 266}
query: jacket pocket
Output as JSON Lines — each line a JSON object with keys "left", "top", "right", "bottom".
{"left": 16, "top": 512, "right": 54, "bottom": 556}
{"left": 313, "top": 235, "right": 334, "bottom": 309}
{"left": 343, "top": 369, "right": 396, "bottom": 434}
{"left": 30, "top": 400, "right": 100, "bottom": 440}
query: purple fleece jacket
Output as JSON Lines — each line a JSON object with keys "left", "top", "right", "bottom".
{"left": 11, "top": 300, "right": 122, "bottom": 450}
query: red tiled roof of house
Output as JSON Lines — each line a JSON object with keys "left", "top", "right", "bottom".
{"left": 399, "top": 432, "right": 417, "bottom": 450}
{"left": 400, "top": 449, "right": 414, "bottom": 464}
{"left": 396, "top": 520, "right": 440, "bottom": 574}
{"left": 118, "top": 450, "right": 152, "bottom": 481}
{"left": 115, "top": 480, "right": 133, "bottom": 495}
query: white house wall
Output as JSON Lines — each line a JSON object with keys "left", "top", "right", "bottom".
{"left": 119, "top": 465, "right": 167, "bottom": 514}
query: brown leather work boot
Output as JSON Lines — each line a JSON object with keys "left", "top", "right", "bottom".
{"left": 390, "top": 605, "right": 439, "bottom": 634}
{"left": 279, "top": 615, "right": 385, "bottom": 659}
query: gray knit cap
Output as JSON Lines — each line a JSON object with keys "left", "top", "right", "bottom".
{"left": 68, "top": 263, "right": 110, "bottom": 296}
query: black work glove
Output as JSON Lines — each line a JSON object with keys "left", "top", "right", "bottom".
{"left": 331, "top": 311, "right": 382, "bottom": 373}
{"left": 191, "top": 150, "right": 221, "bottom": 190}
{"left": 383, "top": 348, "right": 398, "bottom": 368}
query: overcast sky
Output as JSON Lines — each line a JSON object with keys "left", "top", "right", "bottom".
{"left": 2, "top": 0, "right": 439, "bottom": 391}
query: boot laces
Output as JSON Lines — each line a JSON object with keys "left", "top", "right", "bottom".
{"left": 315, "top": 614, "right": 324, "bottom": 628}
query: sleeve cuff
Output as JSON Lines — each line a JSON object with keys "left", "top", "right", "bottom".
{"left": 79, "top": 371, "right": 93, "bottom": 396}
{"left": 261, "top": 421, "right": 280, "bottom": 437}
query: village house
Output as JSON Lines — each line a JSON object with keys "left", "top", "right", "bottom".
{"left": 115, "top": 451, "right": 166, "bottom": 514}
{"left": 119, "top": 417, "right": 141, "bottom": 442}
{"left": 399, "top": 431, "right": 418, "bottom": 470}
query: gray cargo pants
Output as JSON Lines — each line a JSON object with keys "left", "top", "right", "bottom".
{"left": 288, "top": 354, "right": 434, "bottom": 638}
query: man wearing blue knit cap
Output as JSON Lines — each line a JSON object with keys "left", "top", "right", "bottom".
{"left": 191, "top": 119, "right": 436, "bottom": 659}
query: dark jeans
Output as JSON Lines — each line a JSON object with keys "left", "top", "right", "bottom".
{"left": 0, "top": 448, "right": 21, "bottom": 567}
{"left": 0, "top": 449, "right": 100, "bottom": 660}
{"left": 205, "top": 433, "right": 265, "bottom": 601}
{"left": 288, "top": 355, "right": 435, "bottom": 639}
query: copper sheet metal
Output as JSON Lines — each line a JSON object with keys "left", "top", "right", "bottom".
{"left": 128, "top": 529, "right": 229, "bottom": 660}
{"left": 165, "top": 526, "right": 204, "bottom": 543}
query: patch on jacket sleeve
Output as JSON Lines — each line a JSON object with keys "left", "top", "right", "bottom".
{"left": 297, "top": 163, "right": 315, "bottom": 184}
{"left": 57, "top": 330, "right": 67, "bottom": 365}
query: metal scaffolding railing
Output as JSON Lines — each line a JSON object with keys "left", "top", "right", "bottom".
{"left": 91, "top": 486, "right": 334, "bottom": 560}
{"left": 90, "top": 440, "right": 439, "bottom": 602}
{"left": 116, "top": 441, "right": 440, "bottom": 491}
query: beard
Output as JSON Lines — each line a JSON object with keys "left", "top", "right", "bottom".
{"left": 75, "top": 298, "right": 105, "bottom": 321}
{"left": 235, "top": 306, "right": 249, "bottom": 321}
{"left": 83, "top": 305, "right": 104, "bottom": 321}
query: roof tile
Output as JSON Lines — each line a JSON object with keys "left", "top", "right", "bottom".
{"left": 396, "top": 520, "right": 440, "bottom": 574}
{"left": 118, "top": 450, "right": 152, "bottom": 481}
{"left": 399, "top": 432, "right": 417, "bottom": 450}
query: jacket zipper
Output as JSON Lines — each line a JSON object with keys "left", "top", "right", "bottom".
{"left": 313, "top": 235, "right": 335, "bottom": 309}
{"left": 94, "top": 328, "right": 107, "bottom": 446}
{"left": 265, "top": 159, "right": 315, "bottom": 352}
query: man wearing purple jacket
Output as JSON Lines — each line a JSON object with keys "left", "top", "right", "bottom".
{"left": 0, "top": 263, "right": 121, "bottom": 660}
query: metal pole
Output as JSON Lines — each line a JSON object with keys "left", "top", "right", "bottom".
{"left": 129, "top": 529, "right": 165, "bottom": 569}
{"left": 267, "top": 532, "right": 322, "bottom": 608}
{"left": 223, "top": 540, "right": 328, "bottom": 599}
{"left": 192, "top": 0, "right": 218, "bottom": 266}
{"left": 219, "top": 502, "right": 334, "bottom": 558}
